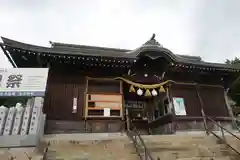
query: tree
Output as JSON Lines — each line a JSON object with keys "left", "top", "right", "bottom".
{"left": 226, "top": 57, "right": 240, "bottom": 106}
{"left": 226, "top": 57, "right": 240, "bottom": 65}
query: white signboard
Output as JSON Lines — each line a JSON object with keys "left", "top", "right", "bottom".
{"left": 173, "top": 97, "right": 186, "bottom": 116}
{"left": 0, "top": 68, "right": 49, "bottom": 97}
{"left": 104, "top": 108, "right": 111, "bottom": 117}
{"left": 72, "top": 98, "right": 77, "bottom": 113}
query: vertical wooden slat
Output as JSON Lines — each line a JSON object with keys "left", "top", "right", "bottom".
{"left": 43, "top": 69, "right": 86, "bottom": 121}
{"left": 170, "top": 84, "right": 202, "bottom": 116}
{"left": 200, "top": 86, "right": 229, "bottom": 117}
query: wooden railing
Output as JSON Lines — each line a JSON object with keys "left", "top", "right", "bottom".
{"left": 206, "top": 116, "right": 240, "bottom": 156}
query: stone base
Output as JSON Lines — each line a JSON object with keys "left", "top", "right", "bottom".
{"left": 0, "top": 114, "right": 46, "bottom": 148}
{"left": 45, "top": 120, "right": 124, "bottom": 134}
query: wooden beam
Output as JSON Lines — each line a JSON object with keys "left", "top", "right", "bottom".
{"left": 173, "top": 81, "right": 224, "bottom": 88}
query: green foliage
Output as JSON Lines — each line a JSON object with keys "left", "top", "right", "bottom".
{"left": 226, "top": 57, "right": 240, "bottom": 106}
{"left": 0, "top": 97, "right": 28, "bottom": 107}
{"left": 226, "top": 57, "right": 240, "bottom": 64}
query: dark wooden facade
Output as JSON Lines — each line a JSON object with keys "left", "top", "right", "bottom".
{"left": 169, "top": 83, "right": 231, "bottom": 133}
{"left": 170, "top": 83, "right": 228, "bottom": 117}
{"left": 43, "top": 69, "right": 125, "bottom": 133}
{"left": 1, "top": 34, "right": 240, "bottom": 134}
{"left": 44, "top": 69, "right": 85, "bottom": 121}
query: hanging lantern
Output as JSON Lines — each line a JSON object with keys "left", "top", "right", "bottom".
{"left": 159, "top": 86, "right": 166, "bottom": 92}
{"left": 144, "top": 89, "right": 151, "bottom": 97}
{"left": 151, "top": 89, "right": 158, "bottom": 96}
{"left": 137, "top": 88, "right": 143, "bottom": 96}
{"left": 129, "top": 85, "right": 135, "bottom": 92}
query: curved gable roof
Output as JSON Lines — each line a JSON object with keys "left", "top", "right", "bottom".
{"left": 1, "top": 35, "right": 240, "bottom": 70}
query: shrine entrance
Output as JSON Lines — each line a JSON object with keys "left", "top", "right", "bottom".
{"left": 121, "top": 77, "right": 174, "bottom": 135}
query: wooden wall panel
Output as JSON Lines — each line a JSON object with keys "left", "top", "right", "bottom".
{"left": 43, "top": 68, "right": 86, "bottom": 121}
{"left": 170, "top": 84, "right": 202, "bottom": 116}
{"left": 199, "top": 86, "right": 229, "bottom": 117}
{"left": 170, "top": 84, "right": 229, "bottom": 118}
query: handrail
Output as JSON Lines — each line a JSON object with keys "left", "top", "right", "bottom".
{"left": 207, "top": 117, "right": 240, "bottom": 141}
{"left": 206, "top": 116, "right": 240, "bottom": 156}
{"left": 42, "top": 142, "right": 50, "bottom": 160}
{"left": 208, "top": 129, "right": 240, "bottom": 155}
{"left": 126, "top": 120, "right": 155, "bottom": 160}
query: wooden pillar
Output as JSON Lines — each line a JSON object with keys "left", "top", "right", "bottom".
{"left": 166, "top": 84, "right": 175, "bottom": 115}
{"left": 125, "top": 108, "right": 130, "bottom": 131}
{"left": 166, "top": 84, "right": 175, "bottom": 133}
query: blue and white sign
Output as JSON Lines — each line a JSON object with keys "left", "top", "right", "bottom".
{"left": 0, "top": 68, "right": 49, "bottom": 97}
{"left": 173, "top": 97, "right": 186, "bottom": 116}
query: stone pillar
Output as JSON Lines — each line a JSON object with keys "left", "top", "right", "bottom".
{"left": 12, "top": 104, "right": 25, "bottom": 135}
{"left": 0, "top": 106, "right": 8, "bottom": 135}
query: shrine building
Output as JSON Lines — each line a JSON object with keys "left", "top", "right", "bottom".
{"left": 1, "top": 34, "right": 240, "bottom": 134}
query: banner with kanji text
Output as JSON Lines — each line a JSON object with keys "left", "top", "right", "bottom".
{"left": 0, "top": 68, "right": 49, "bottom": 97}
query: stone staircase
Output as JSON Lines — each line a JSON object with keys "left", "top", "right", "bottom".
{"left": 42, "top": 133, "right": 139, "bottom": 160}
{"left": 1, "top": 132, "right": 239, "bottom": 160}
{"left": 142, "top": 133, "right": 240, "bottom": 160}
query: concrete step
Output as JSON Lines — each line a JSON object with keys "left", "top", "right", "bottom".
{"left": 176, "top": 156, "right": 232, "bottom": 160}
{"left": 43, "top": 132, "right": 126, "bottom": 146}
{"left": 142, "top": 134, "right": 240, "bottom": 147}
{"left": 141, "top": 134, "right": 240, "bottom": 160}
{"left": 44, "top": 135, "right": 139, "bottom": 160}
{"left": 148, "top": 146, "right": 238, "bottom": 160}
{"left": 142, "top": 134, "right": 218, "bottom": 142}
{"left": 41, "top": 133, "right": 240, "bottom": 160}
{"left": 149, "top": 151, "right": 231, "bottom": 159}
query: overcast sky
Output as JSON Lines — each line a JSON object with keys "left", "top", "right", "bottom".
{"left": 0, "top": 0, "right": 240, "bottom": 68}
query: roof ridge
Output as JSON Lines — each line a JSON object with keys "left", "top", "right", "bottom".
{"left": 1, "top": 37, "right": 51, "bottom": 48}
{"left": 50, "top": 41, "right": 130, "bottom": 52}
